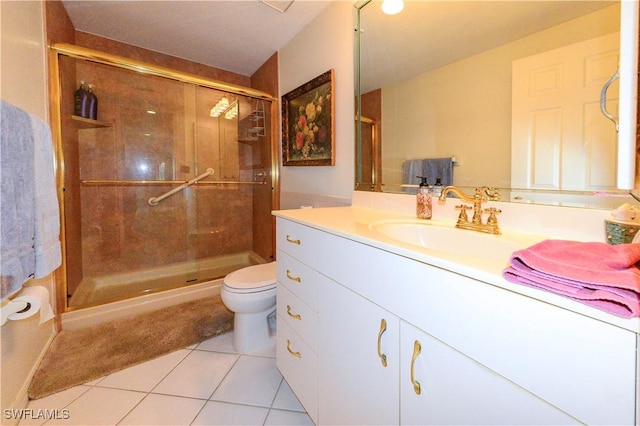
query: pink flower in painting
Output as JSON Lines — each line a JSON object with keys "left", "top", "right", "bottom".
{"left": 296, "top": 132, "right": 304, "bottom": 150}
{"left": 298, "top": 115, "right": 307, "bottom": 129}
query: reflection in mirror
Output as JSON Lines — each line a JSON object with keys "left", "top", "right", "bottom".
{"left": 355, "top": 0, "right": 635, "bottom": 209}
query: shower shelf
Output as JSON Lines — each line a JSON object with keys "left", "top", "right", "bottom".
{"left": 71, "top": 115, "right": 110, "bottom": 129}
{"left": 246, "top": 100, "right": 266, "bottom": 139}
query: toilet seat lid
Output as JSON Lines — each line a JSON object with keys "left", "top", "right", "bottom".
{"left": 223, "top": 262, "right": 277, "bottom": 292}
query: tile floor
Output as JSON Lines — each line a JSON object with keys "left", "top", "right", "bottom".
{"left": 20, "top": 332, "right": 313, "bottom": 426}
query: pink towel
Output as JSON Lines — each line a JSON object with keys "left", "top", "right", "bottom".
{"left": 503, "top": 240, "right": 640, "bottom": 318}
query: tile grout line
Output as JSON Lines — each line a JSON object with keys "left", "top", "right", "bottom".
{"left": 114, "top": 345, "right": 199, "bottom": 426}
{"left": 189, "top": 351, "right": 245, "bottom": 426}
{"left": 263, "top": 377, "right": 286, "bottom": 425}
{"left": 204, "top": 352, "right": 244, "bottom": 401}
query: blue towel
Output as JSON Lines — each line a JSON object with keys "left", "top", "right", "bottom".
{"left": 1, "top": 100, "right": 61, "bottom": 301}
{"left": 402, "top": 158, "right": 454, "bottom": 188}
{"left": 31, "top": 115, "right": 61, "bottom": 279}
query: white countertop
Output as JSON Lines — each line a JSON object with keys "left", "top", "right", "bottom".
{"left": 273, "top": 201, "right": 640, "bottom": 334}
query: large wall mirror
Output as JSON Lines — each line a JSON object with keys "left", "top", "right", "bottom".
{"left": 355, "top": 0, "right": 638, "bottom": 209}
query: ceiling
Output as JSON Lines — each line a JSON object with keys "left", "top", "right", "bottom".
{"left": 61, "top": 0, "right": 333, "bottom": 76}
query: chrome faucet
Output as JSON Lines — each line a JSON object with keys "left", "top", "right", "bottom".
{"left": 438, "top": 186, "right": 501, "bottom": 234}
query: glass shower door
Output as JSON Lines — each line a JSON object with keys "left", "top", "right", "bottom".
{"left": 61, "top": 54, "right": 274, "bottom": 310}
{"left": 66, "top": 59, "right": 194, "bottom": 307}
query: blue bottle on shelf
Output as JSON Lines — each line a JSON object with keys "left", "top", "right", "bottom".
{"left": 87, "top": 84, "right": 98, "bottom": 120}
{"left": 74, "top": 81, "right": 89, "bottom": 118}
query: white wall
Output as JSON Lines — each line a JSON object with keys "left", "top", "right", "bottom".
{"left": 1, "top": 1, "right": 48, "bottom": 120}
{"left": 0, "top": 0, "right": 57, "bottom": 420}
{"left": 278, "top": 1, "right": 355, "bottom": 208}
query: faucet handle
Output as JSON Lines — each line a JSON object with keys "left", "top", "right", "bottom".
{"left": 484, "top": 207, "right": 502, "bottom": 234}
{"left": 455, "top": 204, "right": 472, "bottom": 223}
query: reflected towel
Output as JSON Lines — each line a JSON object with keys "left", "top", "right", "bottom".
{"left": 503, "top": 240, "right": 640, "bottom": 318}
{"left": 0, "top": 100, "right": 61, "bottom": 302}
{"left": 402, "top": 158, "right": 453, "bottom": 187}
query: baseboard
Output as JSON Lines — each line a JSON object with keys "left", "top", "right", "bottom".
{"left": 4, "top": 331, "right": 56, "bottom": 425}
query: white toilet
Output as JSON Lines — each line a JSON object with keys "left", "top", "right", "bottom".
{"left": 221, "top": 261, "right": 277, "bottom": 353}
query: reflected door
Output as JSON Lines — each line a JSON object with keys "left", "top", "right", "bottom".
{"left": 511, "top": 32, "right": 620, "bottom": 191}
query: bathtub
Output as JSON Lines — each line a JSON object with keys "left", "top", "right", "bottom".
{"left": 63, "top": 251, "right": 265, "bottom": 329}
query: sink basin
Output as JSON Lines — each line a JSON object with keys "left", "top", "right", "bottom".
{"left": 369, "top": 219, "right": 543, "bottom": 260}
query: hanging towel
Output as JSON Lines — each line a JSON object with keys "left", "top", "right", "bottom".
{"left": 1, "top": 100, "right": 61, "bottom": 302}
{"left": 503, "top": 239, "right": 640, "bottom": 318}
{"left": 402, "top": 158, "right": 453, "bottom": 187}
{"left": 31, "top": 115, "right": 62, "bottom": 279}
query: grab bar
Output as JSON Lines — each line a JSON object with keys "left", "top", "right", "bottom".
{"left": 148, "top": 168, "right": 214, "bottom": 205}
{"left": 600, "top": 68, "right": 620, "bottom": 132}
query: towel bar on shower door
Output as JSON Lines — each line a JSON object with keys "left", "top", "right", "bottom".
{"left": 148, "top": 168, "right": 214, "bottom": 206}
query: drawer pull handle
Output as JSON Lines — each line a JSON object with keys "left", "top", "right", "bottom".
{"left": 411, "top": 340, "right": 422, "bottom": 395}
{"left": 286, "top": 235, "right": 301, "bottom": 245}
{"left": 286, "top": 305, "right": 302, "bottom": 320}
{"left": 286, "top": 270, "right": 301, "bottom": 282}
{"left": 377, "top": 318, "right": 388, "bottom": 367}
{"left": 286, "top": 339, "right": 302, "bottom": 358}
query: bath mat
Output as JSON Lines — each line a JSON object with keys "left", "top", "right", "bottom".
{"left": 28, "top": 295, "right": 233, "bottom": 400}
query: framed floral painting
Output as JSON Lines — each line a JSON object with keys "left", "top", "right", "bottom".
{"left": 282, "top": 69, "right": 335, "bottom": 166}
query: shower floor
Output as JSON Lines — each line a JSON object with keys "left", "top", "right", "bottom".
{"left": 69, "top": 251, "right": 266, "bottom": 309}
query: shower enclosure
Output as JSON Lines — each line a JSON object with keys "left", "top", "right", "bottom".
{"left": 49, "top": 44, "right": 278, "bottom": 311}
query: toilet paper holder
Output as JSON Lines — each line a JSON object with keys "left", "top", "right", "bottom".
{"left": 1, "top": 286, "right": 55, "bottom": 326}
{"left": 1, "top": 300, "right": 31, "bottom": 326}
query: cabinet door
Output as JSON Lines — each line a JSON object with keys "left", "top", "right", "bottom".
{"left": 319, "top": 279, "right": 400, "bottom": 425}
{"left": 400, "top": 322, "right": 579, "bottom": 425}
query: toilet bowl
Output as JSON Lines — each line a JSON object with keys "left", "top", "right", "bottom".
{"left": 221, "top": 261, "right": 277, "bottom": 353}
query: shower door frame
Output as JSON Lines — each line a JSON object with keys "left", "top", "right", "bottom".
{"left": 48, "top": 43, "right": 280, "bottom": 322}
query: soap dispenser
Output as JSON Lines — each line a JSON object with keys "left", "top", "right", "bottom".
{"left": 432, "top": 177, "right": 444, "bottom": 197}
{"left": 416, "top": 176, "right": 432, "bottom": 219}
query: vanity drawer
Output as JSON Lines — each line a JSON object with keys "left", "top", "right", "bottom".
{"left": 276, "top": 250, "right": 322, "bottom": 311}
{"left": 276, "top": 314, "right": 318, "bottom": 424}
{"left": 276, "top": 217, "right": 333, "bottom": 271}
{"left": 277, "top": 284, "right": 318, "bottom": 353}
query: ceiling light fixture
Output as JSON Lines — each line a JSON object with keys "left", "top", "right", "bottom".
{"left": 381, "top": 0, "right": 404, "bottom": 15}
{"left": 210, "top": 96, "right": 230, "bottom": 117}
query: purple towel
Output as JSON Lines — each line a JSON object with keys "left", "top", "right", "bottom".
{"left": 503, "top": 240, "right": 640, "bottom": 318}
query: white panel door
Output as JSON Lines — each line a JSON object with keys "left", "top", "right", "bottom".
{"left": 512, "top": 33, "right": 619, "bottom": 190}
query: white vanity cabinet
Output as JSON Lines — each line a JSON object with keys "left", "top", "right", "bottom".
{"left": 274, "top": 216, "right": 638, "bottom": 425}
